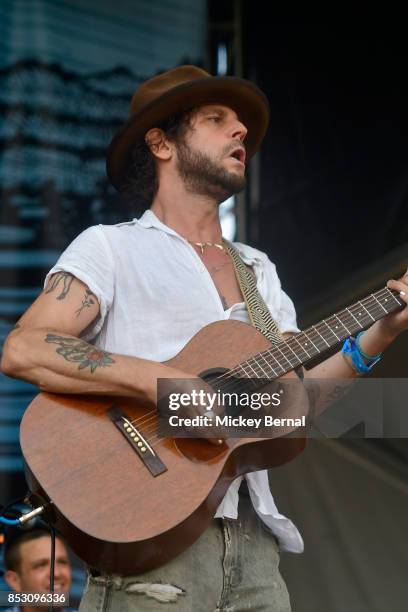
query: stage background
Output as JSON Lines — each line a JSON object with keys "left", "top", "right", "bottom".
{"left": 241, "top": 11, "right": 408, "bottom": 612}
{"left": 0, "top": 0, "right": 206, "bottom": 604}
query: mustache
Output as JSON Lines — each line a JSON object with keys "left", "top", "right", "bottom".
{"left": 223, "top": 141, "right": 246, "bottom": 157}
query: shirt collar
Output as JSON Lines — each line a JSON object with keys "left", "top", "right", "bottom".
{"left": 135, "top": 209, "right": 262, "bottom": 266}
{"left": 135, "top": 209, "right": 180, "bottom": 237}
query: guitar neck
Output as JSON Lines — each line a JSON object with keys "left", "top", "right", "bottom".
{"left": 226, "top": 286, "right": 405, "bottom": 385}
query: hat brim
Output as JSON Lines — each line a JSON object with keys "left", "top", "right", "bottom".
{"left": 106, "top": 75, "right": 269, "bottom": 191}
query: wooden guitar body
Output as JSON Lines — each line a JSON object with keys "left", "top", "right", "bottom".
{"left": 20, "top": 320, "right": 306, "bottom": 574}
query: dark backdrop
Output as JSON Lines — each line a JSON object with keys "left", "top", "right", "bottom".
{"left": 243, "top": 16, "right": 408, "bottom": 317}
{"left": 240, "top": 16, "right": 408, "bottom": 612}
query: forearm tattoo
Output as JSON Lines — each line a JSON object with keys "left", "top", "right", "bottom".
{"left": 75, "top": 289, "right": 96, "bottom": 317}
{"left": 45, "top": 334, "right": 115, "bottom": 373}
{"left": 45, "top": 273, "right": 74, "bottom": 300}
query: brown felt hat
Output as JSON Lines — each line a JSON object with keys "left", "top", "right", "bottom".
{"left": 106, "top": 65, "right": 270, "bottom": 191}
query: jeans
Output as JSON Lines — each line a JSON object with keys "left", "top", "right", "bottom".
{"left": 78, "top": 491, "right": 291, "bottom": 611}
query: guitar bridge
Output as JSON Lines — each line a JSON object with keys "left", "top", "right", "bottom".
{"left": 108, "top": 406, "right": 167, "bottom": 477}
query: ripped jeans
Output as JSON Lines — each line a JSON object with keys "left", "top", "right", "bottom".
{"left": 78, "top": 492, "right": 291, "bottom": 611}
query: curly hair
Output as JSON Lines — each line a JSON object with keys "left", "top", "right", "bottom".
{"left": 120, "top": 110, "right": 194, "bottom": 208}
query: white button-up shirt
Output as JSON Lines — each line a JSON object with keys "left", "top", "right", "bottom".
{"left": 45, "top": 210, "right": 304, "bottom": 554}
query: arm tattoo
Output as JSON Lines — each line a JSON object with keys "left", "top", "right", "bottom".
{"left": 45, "top": 272, "right": 74, "bottom": 300}
{"left": 45, "top": 333, "right": 115, "bottom": 373}
{"left": 75, "top": 289, "right": 96, "bottom": 317}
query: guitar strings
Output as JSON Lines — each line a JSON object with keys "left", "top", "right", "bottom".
{"left": 127, "top": 287, "right": 401, "bottom": 442}
{"left": 129, "top": 286, "right": 399, "bottom": 421}
{"left": 127, "top": 286, "right": 400, "bottom": 436}
{"left": 134, "top": 289, "right": 402, "bottom": 448}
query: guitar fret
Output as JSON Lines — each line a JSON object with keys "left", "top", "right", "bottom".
{"left": 380, "top": 292, "right": 394, "bottom": 312}
{"left": 291, "top": 334, "right": 312, "bottom": 359}
{"left": 263, "top": 349, "right": 286, "bottom": 375}
{"left": 273, "top": 345, "right": 295, "bottom": 369}
{"left": 282, "top": 340, "right": 303, "bottom": 365}
{"left": 253, "top": 359, "right": 270, "bottom": 378}
{"left": 251, "top": 356, "right": 269, "bottom": 378}
{"left": 234, "top": 368, "right": 260, "bottom": 391}
{"left": 348, "top": 303, "right": 373, "bottom": 329}
{"left": 385, "top": 287, "right": 404, "bottom": 308}
{"left": 303, "top": 328, "right": 323, "bottom": 351}
{"left": 312, "top": 325, "right": 330, "bottom": 347}
{"left": 255, "top": 362, "right": 269, "bottom": 377}
{"left": 371, "top": 293, "right": 388, "bottom": 314}
{"left": 221, "top": 286, "right": 404, "bottom": 390}
{"left": 321, "top": 319, "right": 341, "bottom": 341}
{"left": 345, "top": 307, "right": 364, "bottom": 329}
{"left": 303, "top": 331, "right": 320, "bottom": 354}
{"left": 357, "top": 300, "right": 375, "bottom": 322}
{"left": 257, "top": 352, "right": 279, "bottom": 377}
{"left": 235, "top": 363, "right": 252, "bottom": 378}
{"left": 332, "top": 314, "right": 350, "bottom": 336}
{"left": 243, "top": 360, "right": 261, "bottom": 378}
{"left": 340, "top": 310, "right": 360, "bottom": 334}
{"left": 363, "top": 297, "right": 385, "bottom": 319}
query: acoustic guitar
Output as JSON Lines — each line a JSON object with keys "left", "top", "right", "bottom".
{"left": 20, "top": 286, "right": 404, "bottom": 574}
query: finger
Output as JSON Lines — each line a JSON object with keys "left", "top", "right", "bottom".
{"left": 387, "top": 274, "right": 408, "bottom": 294}
{"left": 387, "top": 278, "right": 408, "bottom": 294}
{"left": 387, "top": 279, "right": 408, "bottom": 301}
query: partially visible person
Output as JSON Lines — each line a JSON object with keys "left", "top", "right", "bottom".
{"left": 3, "top": 527, "right": 76, "bottom": 612}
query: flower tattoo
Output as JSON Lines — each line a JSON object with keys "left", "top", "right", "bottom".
{"left": 45, "top": 334, "right": 115, "bottom": 373}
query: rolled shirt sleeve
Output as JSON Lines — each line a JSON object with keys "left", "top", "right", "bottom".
{"left": 44, "top": 225, "right": 115, "bottom": 341}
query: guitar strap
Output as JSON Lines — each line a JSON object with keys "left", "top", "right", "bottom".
{"left": 223, "top": 240, "right": 284, "bottom": 346}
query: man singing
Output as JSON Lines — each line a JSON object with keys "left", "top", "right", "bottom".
{"left": 2, "top": 65, "right": 408, "bottom": 611}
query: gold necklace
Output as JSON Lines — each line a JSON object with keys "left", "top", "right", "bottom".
{"left": 188, "top": 241, "right": 225, "bottom": 255}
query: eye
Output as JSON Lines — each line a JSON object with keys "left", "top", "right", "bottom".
{"left": 208, "top": 116, "right": 221, "bottom": 123}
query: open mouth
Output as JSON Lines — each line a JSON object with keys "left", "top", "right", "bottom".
{"left": 228, "top": 147, "right": 246, "bottom": 164}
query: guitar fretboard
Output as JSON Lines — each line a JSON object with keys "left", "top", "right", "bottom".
{"left": 217, "top": 286, "right": 404, "bottom": 391}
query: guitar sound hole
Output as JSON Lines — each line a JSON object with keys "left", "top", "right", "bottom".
{"left": 199, "top": 367, "right": 229, "bottom": 385}
{"left": 199, "top": 368, "right": 243, "bottom": 416}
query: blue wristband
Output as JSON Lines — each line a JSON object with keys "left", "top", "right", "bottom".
{"left": 341, "top": 336, "right": 382, "bottom": 375}
{"left": 355, "top": 331, "right": 382, "bottom": 363}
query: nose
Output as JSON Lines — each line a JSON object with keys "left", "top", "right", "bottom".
{"left": 231, "top": 118, "right": 247, "bottom": 142}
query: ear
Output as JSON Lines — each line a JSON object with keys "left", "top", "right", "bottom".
{"left": 145, "top": 128, "right": 173, "bottom": 161}
{"left": 4, "top": 569, "right": 22, "bottom": 592}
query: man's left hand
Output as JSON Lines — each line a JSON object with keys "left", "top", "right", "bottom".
{"left": 378, "top": 269, "right": 408, "bottom": 340}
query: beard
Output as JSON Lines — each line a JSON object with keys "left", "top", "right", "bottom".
{"left": 176, "top": 140, "right": 246, "bottom": 201}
